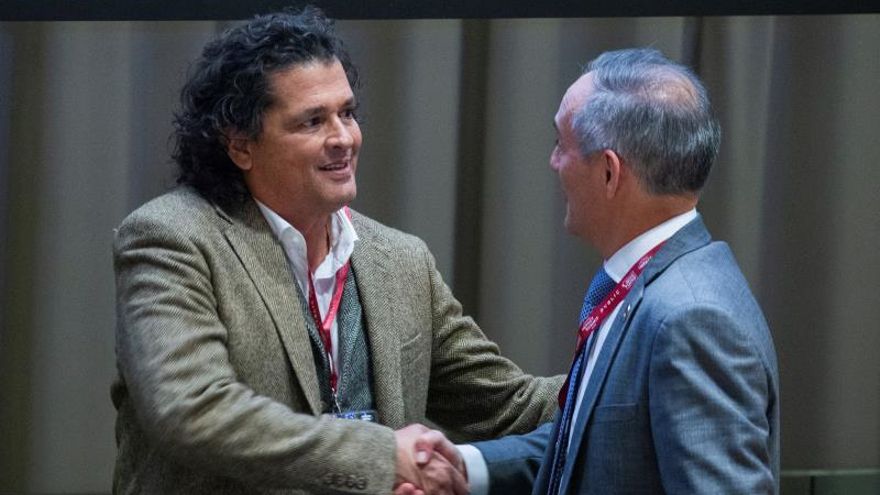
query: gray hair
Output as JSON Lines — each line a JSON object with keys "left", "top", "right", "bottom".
{"left": 572, "top": 48, "right": 721, "bottom": 194}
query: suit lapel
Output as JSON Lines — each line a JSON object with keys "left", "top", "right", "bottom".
{"left": 217, "top": 199, "right": 323, "bottom": 415}
{"left": 558, "top": 285, "right": 644, "bottom": 493}
{"left": 349, "top": 214, "right": 406, "bottom": 427}
{"left": 558, "top": 216, "right": 713, "bottom": 492}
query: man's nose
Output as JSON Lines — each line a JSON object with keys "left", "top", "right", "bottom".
{"left": 327, "top": 118, "right": 354, "bottom": 148}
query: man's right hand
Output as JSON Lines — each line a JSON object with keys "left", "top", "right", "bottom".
{"left": 393, "top": 424, "right": 468, "bottom": 495}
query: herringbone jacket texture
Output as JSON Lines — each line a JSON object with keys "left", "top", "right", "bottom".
{"left": 111, "top": 187, "right": 562, "bottom": 494}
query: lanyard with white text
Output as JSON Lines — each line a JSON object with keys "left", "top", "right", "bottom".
{"left": 306, "top": 207, "right": 352, "bottom": 412}
{"left": 558, "top": 241, "right": 665, "bottom": 408}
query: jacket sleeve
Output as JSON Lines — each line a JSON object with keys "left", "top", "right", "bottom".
{"left": 649, "top": 304, "right": 776, "bottom": 494}
{"left": 473, "top": 421, "right": 555, "bottom": 495}
{"left": 417, "top": 241, "right": 564, "bottom": 440}
{"left": 113, "top": 212, "right": 396, "bottom": 494}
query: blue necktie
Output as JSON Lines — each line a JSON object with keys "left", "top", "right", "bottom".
{"left": 578, "top": 269, "right": 616, "bottom": 326}
{"left": 547, "top": 268, "right": 615, "bottom": 495}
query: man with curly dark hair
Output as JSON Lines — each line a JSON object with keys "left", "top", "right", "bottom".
{"left": 111, "top": 6, "right": 561, "bottom": 494}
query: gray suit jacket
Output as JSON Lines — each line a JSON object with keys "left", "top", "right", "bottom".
{"left": 111, "top": 187, "right": 562, "bottom": 494}
{"left": 475, "top": 216, "right": 780, "bottom": 494}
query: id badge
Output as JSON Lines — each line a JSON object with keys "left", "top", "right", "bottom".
{"left": 332, "top": 409, "right": 378, "bottom": 422}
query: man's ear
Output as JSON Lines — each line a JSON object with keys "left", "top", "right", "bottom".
{"left": 603, "top": 149, "right": 623, "bottom": 199}
{"left": 225, "top": 131, "right": 253, "bottom": 171}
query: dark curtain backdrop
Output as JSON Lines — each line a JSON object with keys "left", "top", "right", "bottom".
{"left": 1, "top": 15, "right": 878, "bottom": 492}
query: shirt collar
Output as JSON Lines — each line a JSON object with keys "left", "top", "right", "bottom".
{"left": 255, "top": 199, "right": 359, "bottom": 290}
{"left": 603, "top": 209, "right": 698, "bottom": 282}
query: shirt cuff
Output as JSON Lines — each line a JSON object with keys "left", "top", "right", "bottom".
{"left": 457, "top": 444, "right": 489, "bottom": 495}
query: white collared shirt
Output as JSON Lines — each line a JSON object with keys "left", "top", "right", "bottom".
{"left": 460, "top": 208, "right": 698, "bottom": 495}
{"left": 256, "top": 200, "right": 359, "bottom": 368}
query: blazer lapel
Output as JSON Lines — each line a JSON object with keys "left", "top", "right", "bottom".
{"left": 349, "top": 214, "right": 406, "bottom": 427}
{"left": 559, "top": 285, "right": 644, "bottom": 493}
{"left": 558, "top": 215, "right": 713, "bottom": 492}
{"left": 217, "top": 199, "right": 323, "bottom": 415}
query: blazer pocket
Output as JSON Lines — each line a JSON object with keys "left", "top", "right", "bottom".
{"left": 399, "top": 332, "right": 430, "bottom": 414}
{"left": 592, "top": 403, "right": 638, "bottom": 423}
{"left": 399, "top": 331, "right": 425, "bottom": 356}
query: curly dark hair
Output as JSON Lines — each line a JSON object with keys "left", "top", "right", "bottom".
{"left": 172, "top": 6, "right": 360, "bottom": 206}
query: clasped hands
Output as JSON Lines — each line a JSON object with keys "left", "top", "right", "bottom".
{"left": 393, "top": 424, "right": 469, "bottom": 495}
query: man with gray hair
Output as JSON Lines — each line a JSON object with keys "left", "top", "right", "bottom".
{"left": 406, "top": 47, "right": 780, "bottom": 494}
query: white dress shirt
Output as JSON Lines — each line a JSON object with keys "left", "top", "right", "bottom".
{"left": 256, "top": 200, "right": 359, "bottom": 369}
{"left": 461, "top": 209, "right": 698, "bottom": 495}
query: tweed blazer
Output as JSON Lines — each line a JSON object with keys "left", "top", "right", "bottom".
{"left": 475, "top": 217, "right": 780, "bottom": 494}
{"left": 111, "top": 187, "right": 562, "bottom": 494}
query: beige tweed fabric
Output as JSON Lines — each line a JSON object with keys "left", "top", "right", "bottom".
{"left": 111, "top": 187, "right": 563, "bottom": 494}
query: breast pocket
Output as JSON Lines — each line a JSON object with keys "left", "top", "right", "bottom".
{"left": 592, "top": 403, "right": 638, "bottom": 423}
{"left": 399, "top": 332, "right": 430, "bottom": 417}
{"left": 399, "top": 331, "right": 428, "bottom": 367}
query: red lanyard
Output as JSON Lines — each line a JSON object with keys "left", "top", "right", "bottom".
{"left": 305, "top": 207, "right": 352, "bottom": 399}
{"left": 559, "top": 241, "right": 665, "bottom": 408}
{"left": 574, "top": 241, "right": 665, "bottom": 353}
{"left": 307, "top": 262, "right": 349, "bottom": 395}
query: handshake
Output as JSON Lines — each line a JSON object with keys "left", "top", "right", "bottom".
{"left": 393, "top": 424, "right": 469, "bottom": 495}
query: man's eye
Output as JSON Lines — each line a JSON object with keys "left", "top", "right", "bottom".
{"left": 341, "top": 108, "right": 358, "bottom": 121}
{"left": 303, "top": 117, "right": 322, "bottom": 128}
